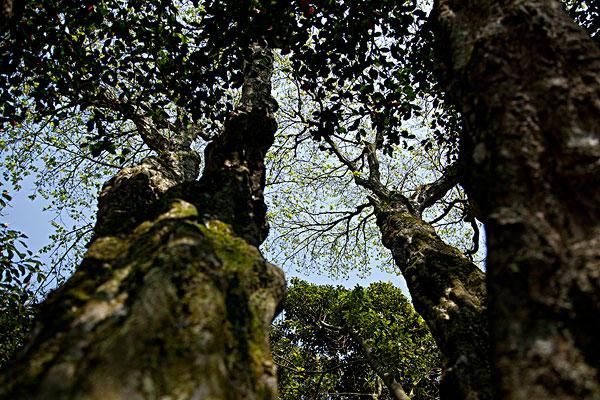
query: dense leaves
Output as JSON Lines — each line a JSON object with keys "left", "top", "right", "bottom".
{"left": 272, "top": 279, "right": 440, "bottom": 399}
{"left": 282, "top": 0, "right": 461, "bottom": 158}
{"left": 1, "top": 0, "right": 460, "bottom": 159}
{"left": 0, "top": 0, "right": 295, "bottom": 148}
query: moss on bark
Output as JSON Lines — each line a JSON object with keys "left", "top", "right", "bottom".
{"left": 0, "top": 200, "right": 285, "bottom": 400}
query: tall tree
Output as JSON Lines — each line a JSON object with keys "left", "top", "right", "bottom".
{"left": 432, "top": 0, "right": 600, "bottom": 397}
{"left": 0, "top": 40, "right": 285, "bottom": 400}
{"left": 314, "top": 130, "right": 490, "bottom": 400}
{"left": 272, "top": 279, "right": 440, "bottom": 400}
{"left": 268, "top": 26, "right": 492, "bottom": 398}
{"left": 0, "top": 1, "right": 287, "bottom": 398}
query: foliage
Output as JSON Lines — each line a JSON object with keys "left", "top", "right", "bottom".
{"left": 0, "top": 0, "right": 476, "bottom": 284}
{"left": 565, "top": 0, "right": 599, "bottom": 41}
{"left": 0, "top": 186, "right": 42, "bottom": 368}
{"left": 271, "top": 279, "right": 440, "bottom": 399}
{"left": 0, "top": 0, "right": 458, "bottom": 155}
{"left": 263, "top": 56, "right": 483, "bottom": 278}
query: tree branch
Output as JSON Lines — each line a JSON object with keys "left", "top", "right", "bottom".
{"left": 411, "top": 162, "right": 459, "bottom": 215}
{"left": 352, "top": 333, "right": 411, "bottom": 400}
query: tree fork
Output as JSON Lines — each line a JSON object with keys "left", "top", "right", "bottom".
{"left": 432, "top": 0, "right": 600, "bottom": 397}
{"left": 0, "top": 42, "right": 285, "bottom": 400}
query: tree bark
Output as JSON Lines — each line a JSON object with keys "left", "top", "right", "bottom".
{"left": 0, "top": 42, "right": 285, "bottom": 400}
{"left": 373, "top": 199, "right": 491, "bottom": 400}
{"left": 432, "top": 0, "right": 600, "bottom": 398}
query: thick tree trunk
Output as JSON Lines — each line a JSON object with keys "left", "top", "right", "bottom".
{"left": 373, "top": 200, "right": 491, "bottom": 400}
{"left": 0, "top": 43, "right": 284, "bottom": 400}
{"left": 432, "top": 0, "right": 600, "bottom": 398}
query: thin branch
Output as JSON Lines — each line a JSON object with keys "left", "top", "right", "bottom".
{"left": 428, "top": 199, "right": 466, "bottom": 225}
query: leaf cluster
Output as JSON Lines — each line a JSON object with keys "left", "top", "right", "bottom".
{"left": 0, "top": 187, "right": 43, "bottom": 369}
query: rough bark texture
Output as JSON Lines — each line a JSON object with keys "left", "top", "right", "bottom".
{"left": 94, "top": 149, "right": 201, "bottom": 238}
{"left": 0, "top": 202, "right": 284, "bottom": 400}
{"left": 0, "top": 43, "right": 284, "bottom": 399}
{"left": 373, "top": 198, "right": 490, "bottom": 400}
{"left": 432, "top": 0, "right": 600, "bottom": 398}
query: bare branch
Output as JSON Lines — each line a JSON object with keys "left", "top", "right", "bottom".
{"left": 428, "top": 199, "right": 467, "bottom": 225}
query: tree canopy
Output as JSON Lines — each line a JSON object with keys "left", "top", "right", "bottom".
{"left": 272, "top": 279, "right": 440, "bottom": 400}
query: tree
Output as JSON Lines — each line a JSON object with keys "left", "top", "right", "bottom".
{"left": 272, "top": 279, "right": 440, "bottom": 400}
{"left": 0, "top": 1, "right": 287, "bottom": 398}
{"left": 432, "top": 0, "right": 600, "bottom": 397}
{"left": 266, "top": 99, "right": 491, "bottom": 399}
{"left": 265, "top": 26, "right": 491, "bottom": 399}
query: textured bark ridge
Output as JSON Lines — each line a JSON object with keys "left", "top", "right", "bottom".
{"left": 373, "top": 199, "right": 490, "bottom": 400}
{"left": 0, "top": 43, "right": 284, "bottom": 400}
{"left": 94, "top": 149, "right": 201, "bottom": 238}
{"left": 433, "top": 0, "right": 600, "bottom": 398}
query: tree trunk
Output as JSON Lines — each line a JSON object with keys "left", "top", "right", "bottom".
{"left": 432, "top": 0, "right": 600, "bottom": 398}
{"left": 373, "top": 200, "right": 491, "bottom": 400}
{"left": 0, "top": 43, "right": 285, "bottom": 400}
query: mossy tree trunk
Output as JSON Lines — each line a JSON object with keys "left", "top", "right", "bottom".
{"left": 0, "top": 42, "right": 285, "bottom": 400}
{"left": 325, "top": 139, "right": 491, "bottom": 399}
{"left": 433, "top": 0, "right": 600, "bottom": 398}
{"left": 373, "top": 197, "right": 491, "bottom": 400}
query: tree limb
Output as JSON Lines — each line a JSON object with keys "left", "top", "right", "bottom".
{"left": 411, "top": 162, "right": 459, "bottom": 215}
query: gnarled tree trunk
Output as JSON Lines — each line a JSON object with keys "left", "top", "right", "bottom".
{"left": 433, "top": 0, "right": 600, "bottom": 398}
{"left": 0, "top": 42, "right": 285, "bottom": 400}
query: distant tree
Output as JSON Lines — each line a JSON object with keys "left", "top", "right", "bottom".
{"left": 272, "top": 279, "right": 440, "bottom": 400}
